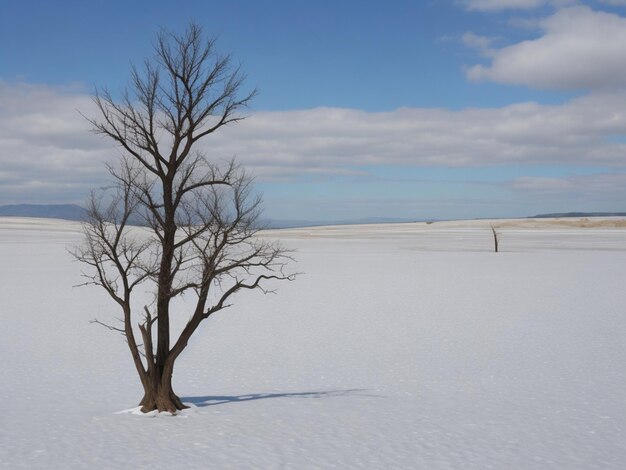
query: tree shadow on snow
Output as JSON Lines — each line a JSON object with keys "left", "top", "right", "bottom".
{"left": 181, "top": 389, "right": 382, "bottom": 407}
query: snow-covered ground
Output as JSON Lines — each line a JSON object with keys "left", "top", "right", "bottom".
{"left": 2, "top": 216, "right": 626, "bottom": 469}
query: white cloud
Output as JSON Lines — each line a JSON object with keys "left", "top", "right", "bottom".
{"left": 503, "top": 172, "right": 626, "bottom": 215}
{"left": 466, "top": 6, "right": 626, "bottom": 90}
{"left": 0, "top": 82, "right": 113, "bottom": 203}
{"left": 463, "top": 0, "right": 578, "bottom": 11}
{"left": 464, "top": 0, "right": 547, "bottom": 11}
{"left": 510, "top": 172, "right": 626, "bottom": 195}
{"left": 462, "top": 32, "right": 497, "bottom": 57}
{"left": 599, "top": 0, "right": 626, "bottom": 6}
{"left": 209, "top": 92, "right": 626, "bottom": 174}
{"left": 3, "top": 82, "right": 626, "bottom": 205}
{"left": 510, "top": 175, "right": 576, "bottom": 191}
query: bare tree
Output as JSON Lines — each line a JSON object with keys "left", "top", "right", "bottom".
{"left": 73, "top": 23, "right": 295, "bottom": 413}
{"left": 491, "top": 225, "right": 499, "bottom": 253}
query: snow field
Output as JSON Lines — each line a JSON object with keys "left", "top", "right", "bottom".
{"left": 2, "top": 217, "right": 626, "bottom": 468}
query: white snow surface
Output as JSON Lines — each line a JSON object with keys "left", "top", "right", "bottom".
{"left": 2, "top": 216, "right": 626, "bottom": 468}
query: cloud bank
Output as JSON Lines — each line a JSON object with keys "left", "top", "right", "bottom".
{"left": 1, "top": 81, "right": 626, "bottom": 207}
{"left": 466, "top": 6, "right": 626, "bottom": 90}
{"left": 0, "top": 82, "right": 112, "bottom": 203}
{"left": 210, "top": 93, "right": 626, "bottom": 173}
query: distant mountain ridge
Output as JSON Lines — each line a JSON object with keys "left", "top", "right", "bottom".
{"left": 2, "top": 204, "right": 626, "bottom": 228}
{"left": 0, "top": 204, "right": 422, "bottom": 228}
{"left": 261, "top": 216, "right": 422, "bottom": 229}
{"left": 0, "top": 204, "right": 87, "bottom": 221}
{"left": 532, "top": 212, "right": 626, "bottom": 218}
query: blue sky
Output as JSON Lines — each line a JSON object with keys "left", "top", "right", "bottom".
{"left": 2, "top": 0, "right": 626, "bottom": 221}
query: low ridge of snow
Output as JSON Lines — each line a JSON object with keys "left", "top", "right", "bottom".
{"left": 2, "top": 217, "right": 626, "bottom": 468}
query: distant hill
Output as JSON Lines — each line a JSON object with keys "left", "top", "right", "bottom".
{"left": 0, "top": 204, "right": 87, "bottom": 221}
{"left": 532, "top": 212, "right": 626, "bottom": 218}
{"left": 261, "top": 216, "right": 422, "bottom": 229}
{"left": 10, "top": 204, "right": 624, "bottom": 227}
{"left": 0, "top": 204, "right": 424, "bottom": 228}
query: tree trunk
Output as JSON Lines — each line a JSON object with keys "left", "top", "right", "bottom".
{"left": 491, "top": 226, "right": 499, "bottom": 253}
{"left": 139, "top": 365, "right": 188, "bottom": 413}
{"left": 149, "top": 176, "right": 178, "bottom": 413}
